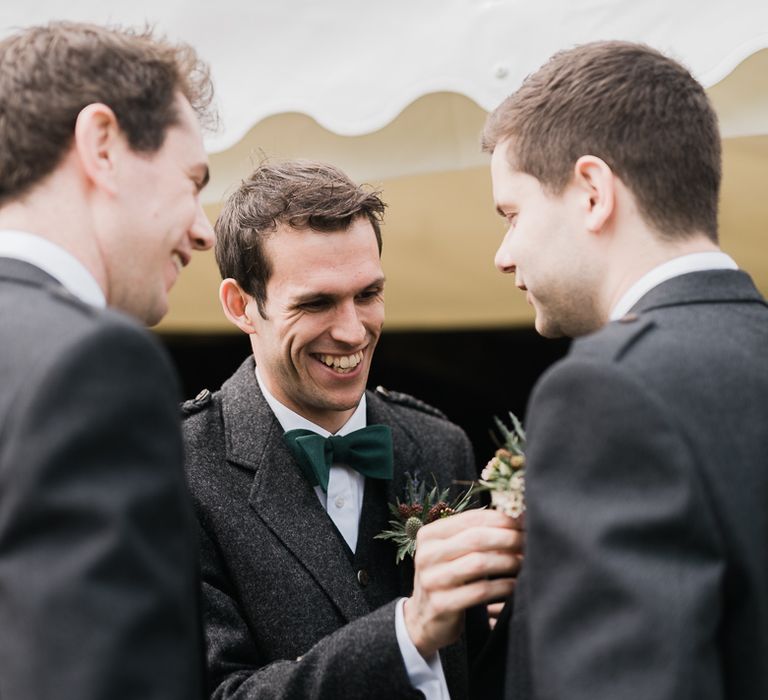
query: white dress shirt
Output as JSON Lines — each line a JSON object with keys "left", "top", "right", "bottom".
{"left": 0, "top": 229, "right": 106, "bottom": 308}
{"left": 610, "top": 251, "right": 738, "bottom": 320}
{"left": 255, "top": 367, "right": 450, "bottom": 699}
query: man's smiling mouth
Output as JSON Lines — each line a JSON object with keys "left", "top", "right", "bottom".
{"left": 171, "top": 251, "right": 189, "bottom": 273}
{"left": 313, "top": 351, "right": 364, "bottom": 374}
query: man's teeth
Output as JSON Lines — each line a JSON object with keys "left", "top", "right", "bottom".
{"left": 317, "top": 351, "right": 363, "bottom": 372}
{"left": 172, "top": 253, "right": 183, "bottom": 272}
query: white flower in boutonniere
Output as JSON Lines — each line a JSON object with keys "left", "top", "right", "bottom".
{"left": 478, "top": 412, "right": 526, "bottom": 519}
{"left": 375, "top": 472, "right": 475, "bottom": 563}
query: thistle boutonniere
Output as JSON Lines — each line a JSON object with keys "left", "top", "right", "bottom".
{"left": 478, "top": 412, "right": 527, "bottom": 518}
{"left": 375, "top": 472, "right": 475, "bottom": 563}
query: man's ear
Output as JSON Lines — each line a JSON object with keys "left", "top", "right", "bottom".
{"left": 220, "top": 278, "right": 260, "bottom": 334}
{"left": 572, "top": 155, "right": 615, "bottom": 234}
{"left": 73, "top": 103, "right": 123, "bottom": 195}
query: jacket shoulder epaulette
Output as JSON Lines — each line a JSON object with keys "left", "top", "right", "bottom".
{"left": 374, "top": 385, "right": 448, "bottom": 420}
{"left": 572, "top": 313, "right": 655, "bottom": 363}
{"left": 181, "top": 388, "right": 214, "bottom": 417}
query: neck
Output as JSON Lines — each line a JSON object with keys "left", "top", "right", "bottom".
{"left": 599, "top": 229, "right": 720, "bottom": 322}
{"left": 253, "top": 361, "right": 361, "bottom": 435}
{"left": 0, "top": 170, "right": 108, "bottom": 297}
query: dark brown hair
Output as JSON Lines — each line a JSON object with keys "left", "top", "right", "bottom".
{"left": 0, "top": 21, "right": 215, "bottom": 204}
{"left": 215, "top": 160, "right": 386, "bottom": 317}
{"left": 482, "top": 41, "right": 721, "bottom": 241}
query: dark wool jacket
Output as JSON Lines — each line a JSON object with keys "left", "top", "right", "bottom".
{"left": 183, "top": 356, "right": 484, "bottom": 700}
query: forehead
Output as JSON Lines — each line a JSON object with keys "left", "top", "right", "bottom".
{"left": 266, "top": 218, "right": 383, "bottom": 294}
{"left": 160, "top": 94, "right": 207, "bottom": 163}
{"left": 491, "top": 143, "right": 539, "bottom": 202}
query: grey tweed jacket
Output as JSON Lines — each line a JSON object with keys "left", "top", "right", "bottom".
{"left": 183, "top": 356, "right": 479, "bottom": 700}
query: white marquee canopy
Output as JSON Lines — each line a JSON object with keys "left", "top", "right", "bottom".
{"left": 5, "top": 2, "right": 767, "bottom": 146}
{"left": 3, "top": 2, "right": 768, "bottom": 330}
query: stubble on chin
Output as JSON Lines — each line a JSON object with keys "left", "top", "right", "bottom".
{"left": 139, "top": 293, "right": 168, "bottom": 328}
{"left": 535, "top": 294, "right": 604, "bottom": 339}
{"left": 111, "top": 287, "right": 166, "bottom": 328}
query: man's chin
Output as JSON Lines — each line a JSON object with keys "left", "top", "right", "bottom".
{"left": 321, "top": 383, "right": 369, "bottom": 413}
{"left": 301, "top": 391, "right": 368, "bottom": 433}
{"left": 534, "top": 314, "right": 564, "bottom": 339}
{"left": 328, "top": 386, "right": 368, "bottom": 411}
{"left": 139, "top": 295, "right": 168, "bottom": 328}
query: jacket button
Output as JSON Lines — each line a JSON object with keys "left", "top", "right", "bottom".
{"left": 357, "top": 569, "right": 370, "bottom": 586}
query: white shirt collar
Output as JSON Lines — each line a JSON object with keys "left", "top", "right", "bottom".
{"left": 254, "top": 365, "right": 367, "bottom": 436}
{"left": 0, "top": 230, "right": 106, "bottom": 308}
{"left": 609, "top": 251, "right": 738, "bottom": 320}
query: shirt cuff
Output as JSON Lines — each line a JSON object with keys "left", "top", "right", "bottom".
{"left": 394, "top": 597, "right": 450, "bottom": 700}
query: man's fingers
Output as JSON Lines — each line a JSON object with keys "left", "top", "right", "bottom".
{"left": 417, "top": 508, "right": 517, "bottom": 539}
{"left": 487, "top": 601, "right": 506, "bottom": 629}
{"left": 416, "top": 524, "right": 524, "bottom": 567}
{"left": 424, "top": 577, "right": 518, "bottom": 615}
{"left": 487, "top": 601, "right": 505, "bottom": 619}
{"left": 418, "top": 549, "right": 521, "bottom": 593}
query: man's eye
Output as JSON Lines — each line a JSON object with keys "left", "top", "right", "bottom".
{"left": 299, "top": 299, "right": 329, "bottom": 311}
{"left": 357, "top": 289, "right": 382, "bottom": 302}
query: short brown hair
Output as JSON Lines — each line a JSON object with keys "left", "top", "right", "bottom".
{"left": 482, "top": 41, "right": 721, "bottom": 241}
{"left": 0, "top": 21, "right": 214, "bottom": 205}
{"left": 215, "top": 160, "right": 386, "bottom": 317}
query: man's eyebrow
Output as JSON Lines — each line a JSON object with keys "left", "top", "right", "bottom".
{"left": 292, "top": 291, "right": 334, "bottom": 305}
{"left": 363, "top": 276, "right": 386, "bottom": 289}
{"left": 291, "top": 277, "right": 386, "bottom": 305}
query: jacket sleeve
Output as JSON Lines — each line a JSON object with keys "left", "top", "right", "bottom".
{"left": 0, "top": 320, "right": 204, "bottom": 700}
{"left": 518, "top": 359, "right": 724, "bottom": 700}
{"left": 199, "top": 519, "right": 423, "bottom": 700}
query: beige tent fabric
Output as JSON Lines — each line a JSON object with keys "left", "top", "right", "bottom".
{"left": 161, "top": 88, "right": 768, "bottom": 332}
{"left": 162, "top": 134, "right": 768, "bottom": 332}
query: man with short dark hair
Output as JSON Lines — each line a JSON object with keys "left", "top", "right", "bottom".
{"left": 0, "top": 22, "right": 215, "bottom": 699}
{"left": 483, "top": 41, "right": 768, "bottom": 699}
{"left": 183, "top": 160, "right": 521, "bottom": 699}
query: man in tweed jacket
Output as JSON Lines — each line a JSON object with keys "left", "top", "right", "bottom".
{"left": 483, "top": 42, "right": 768, "bottom": 699}
{"left": 183, "top": 161, "right": 520, "bottom": 699}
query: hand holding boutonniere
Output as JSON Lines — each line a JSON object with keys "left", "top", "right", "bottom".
{"left": 478, "top": 412, "right": 526, "bottom": 519}
{"left": 374, "top": 472, "right": 475, "bottom": 563}
{"left": 375, "top": 413, "right": 526, "bottom": 564}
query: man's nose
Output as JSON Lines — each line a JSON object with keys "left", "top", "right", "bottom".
{"left": 330, "top": 302, "right": 367, "bottom": 346}
{"left": 190, "top": 203, "right": 215, "bottom": 251}
{"left": 494, "top": 232, "right": 516, "bottom": 274}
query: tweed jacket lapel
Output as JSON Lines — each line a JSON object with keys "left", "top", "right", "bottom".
{"left": 366, "top": 391, "right": 425, "bottom": 519}
{"left": 365, "top": 392, "right": 469, "bottom": 697}
{"left": 355, "top": 393, "right": 424, "bottom": 594}
{"left": 630, "top": 269, "right": 766, "bottom": 314}
{"left": 219, "top": 358, "right": 370, "bottom": 622}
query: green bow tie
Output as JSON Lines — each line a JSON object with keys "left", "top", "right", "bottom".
{"left": 283, "top": 425, "right": 394, "bottom": 493}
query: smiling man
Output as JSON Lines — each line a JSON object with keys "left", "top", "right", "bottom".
{"left": 182, "top": 160, "right": 520, "bottom": 699}
{"left": 0, "top": 22, "right": 214, "bottom": 700}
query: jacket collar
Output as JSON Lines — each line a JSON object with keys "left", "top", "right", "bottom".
{"left": 0, "top": 257, "right": 61, "bottom": 288}
{"left": 218, "top": 357, "right": 422, "bottom": 621}
{"left": 630, "top": 269, "right": 765, "bottom": 315}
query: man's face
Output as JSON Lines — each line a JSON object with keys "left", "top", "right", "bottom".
{"left": 102, "top": 95, "right": 213, "bottom": 325}
{"left": 248, "top": 218, "right": 385, "bottom": 432}
{"left": 491, "top": 140, "right": 602, "bottom": 337}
